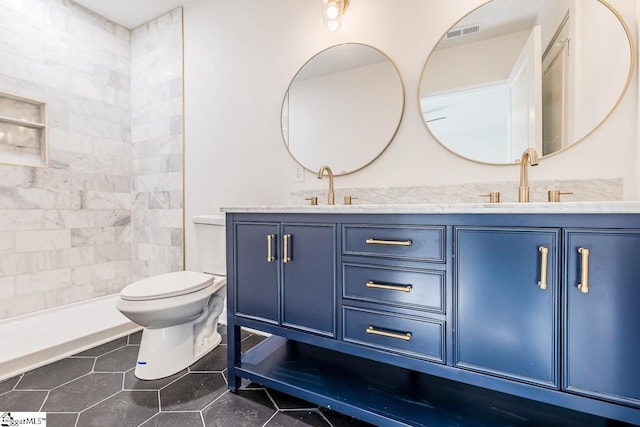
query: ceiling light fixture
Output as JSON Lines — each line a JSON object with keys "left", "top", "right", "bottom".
{"left": 322, "top": 0, "right": 349, "bottom": 31}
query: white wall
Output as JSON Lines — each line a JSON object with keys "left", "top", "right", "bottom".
{"left": 183, "top": 0, "right": 638, "bottom": 270}
{"left": 637, "top": 0, "right": 640, "bottom": 200}
{"left": 574, "top": 1, "right": 633, "bottom": 139}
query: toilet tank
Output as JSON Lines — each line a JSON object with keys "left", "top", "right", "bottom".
{"left": 192, "top": 214, "right": 226, "bottom": 275}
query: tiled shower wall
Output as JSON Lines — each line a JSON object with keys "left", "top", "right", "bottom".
{"left": 0, "top": 0, "right": 132, "bottom": 319}
{"left": 0, "top": 1, "right": 184, "bottom": 319}
{"left": 130, "top": 9, "right": 184, "bottom": 281}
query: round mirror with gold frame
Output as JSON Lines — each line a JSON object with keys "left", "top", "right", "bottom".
{"left": 282, "top": 43, "right": 404, "bottom": 175}
{"left": 419, "top": 0, "right": 634, "bottom": 165}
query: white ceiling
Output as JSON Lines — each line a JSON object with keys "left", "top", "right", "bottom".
{"left": 72, "top": 0, "right": 187, "bottom": 29}
{"left": 438, "top": 0, "right": 542, "bottom": 49}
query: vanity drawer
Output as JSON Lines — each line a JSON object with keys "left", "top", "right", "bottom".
{"left": 343, "top": 307, "right": 445, "bottom": 363}
{"left": 343, "top": 263, "right": 444, "bottom": 313}
{"left": 343, "top": 225, "right": 445, "bottom": 262}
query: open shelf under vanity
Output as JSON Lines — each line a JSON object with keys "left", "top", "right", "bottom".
{"left": 237, "top": 336, "right": 620, "bottom": 427}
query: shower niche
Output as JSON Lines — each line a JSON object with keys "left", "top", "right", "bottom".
{"left": 0, "top": 90, "right": 47, "bottom": 168}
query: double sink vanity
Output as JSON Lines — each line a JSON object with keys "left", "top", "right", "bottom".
{"left": 224, "top": 202, "right": 640, "bottom": 426}
{"left": 222, "top": 0, "right": 639, "bottom": 424}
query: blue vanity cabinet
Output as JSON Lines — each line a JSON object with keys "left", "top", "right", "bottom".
{"left": 564, "top": 229, "right": 640, "bottom": 407}
{"left": 232, "top": 220, "right": 337, "bottom": 336}
{"left": 227, "top": 212, "right": 640, "bottom": 426}
{"left": 454, "top": 227, "right": 560, "bottom": 388}
{"left": 234, "top": 222, "right": 280, "bottom": 323}
{"left": 281, "top": 223, "right": 336, "bottom": 337}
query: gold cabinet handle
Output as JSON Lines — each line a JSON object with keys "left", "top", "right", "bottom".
{"left": 578, "top": 247, "right": 590, "bottom": 293}
{"left": 366, "top": 281, "right": 412, "bottom": 293}
{"left": 283, "top": 234, "right": 291, "bottom": 263}
{"left": 366, "top": 326, "right": 412, "bottom": 341}
{"left": 266, "top": 234, "right": 275, "bottom": 262}
{"left": 538, "top": 246, "right": 549, "bottom": 290}
{"left": 365, "top": 238, "right": 412, "bottom": 246}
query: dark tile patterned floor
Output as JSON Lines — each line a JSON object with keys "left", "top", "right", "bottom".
{"left": 0, "top": 326, "right": 371, "bottom": 427}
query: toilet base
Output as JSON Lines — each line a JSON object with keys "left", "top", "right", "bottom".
{"left": 134, "top": 323, "right": 222, "bottom": 380}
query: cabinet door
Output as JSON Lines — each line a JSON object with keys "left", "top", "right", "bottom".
{"left": 565, "top": 230, "right": 640, "bottom": 407}
{"left": 282, "top": 223, "right": 336, "bottom": 337}
{"left": 455, "top": 227, "right": 559, "bottom": 388}
{"left": 234, "top": 222, "right": 279, "bottom": 324}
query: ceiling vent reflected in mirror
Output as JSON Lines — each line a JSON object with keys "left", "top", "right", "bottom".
{"left": 447, "top": 23, "right": 482, "bottom": 39}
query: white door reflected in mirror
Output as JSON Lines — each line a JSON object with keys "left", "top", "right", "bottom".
{"left": 419, "top": 0, "right": 633, "bottom": 165}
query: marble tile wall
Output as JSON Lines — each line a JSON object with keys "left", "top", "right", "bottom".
{"left": 130, "top": 9, "right": 184, "bottom": 280}
{"left": 0, "top": 0, "right": 132, "bottom": 319}
{"left": 292, "top": 178, "right": 624, "bottom": 205}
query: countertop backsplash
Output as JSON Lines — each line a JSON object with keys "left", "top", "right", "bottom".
{"left": 291, "top": 178, "right": 623, "bottom": 205}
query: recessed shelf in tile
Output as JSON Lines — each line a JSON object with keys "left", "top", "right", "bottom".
{"left": 0, "top": 90, "right": 47, "bottom": 168}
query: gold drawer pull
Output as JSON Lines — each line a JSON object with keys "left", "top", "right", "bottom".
{"left": 538, "top": 246, "right": 549, "bottom": 290}
{"left": 365, "top": 238, "right": 412, "bottom": 246}
{"left": 366, "top": 326, "right": 412, "bottom": 341}
{"left": 366, "top": 281, "right": 412, "bottom": 293}
{"left": 578, "top": 247, "right": 590, "bottom": 293}
{"left": 266, "top": 234, "right": 275, "bottom": 262}
{"left": 283, "top": 234, "right": 291, "bottom": 263}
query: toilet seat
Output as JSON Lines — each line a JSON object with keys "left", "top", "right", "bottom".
{"left": 121, "top": 271, "right": 215, "bottom": 301}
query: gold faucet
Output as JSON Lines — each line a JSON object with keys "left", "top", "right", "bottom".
{"left": 317, "top": 165, "right": 335, "bottom": 205}
{"left": 518, "top": 147, "right": 539, "bottom": 202}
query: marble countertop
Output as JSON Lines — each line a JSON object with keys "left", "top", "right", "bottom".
{"left": 219, "top": 201, "right": 640, "bottom": 215}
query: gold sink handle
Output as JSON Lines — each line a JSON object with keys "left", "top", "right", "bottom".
{"left": 547, "top": 190, "right": 573, "bottom": 202}
{"left": 480, "top": 192, "right": 501, "bottom": 203}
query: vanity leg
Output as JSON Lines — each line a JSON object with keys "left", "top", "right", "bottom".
{"left": 227, "top": 323, "right": 242, "bottom": 391}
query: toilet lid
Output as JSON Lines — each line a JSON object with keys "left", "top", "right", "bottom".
{"left": 120, "top": 271, "right": 215, "bottom": 301}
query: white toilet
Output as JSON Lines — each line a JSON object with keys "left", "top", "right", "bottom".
{"left": 116, "top": 214, "right": 227, "bottom": 380}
